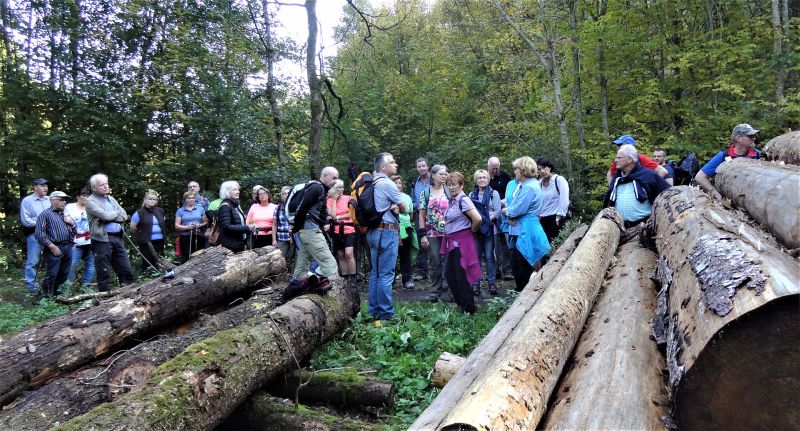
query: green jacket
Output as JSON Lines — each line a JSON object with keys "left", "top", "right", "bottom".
{"left": 86, "top": 193, "right": 128, "bottom": 243}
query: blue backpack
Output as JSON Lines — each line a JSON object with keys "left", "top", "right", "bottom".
{"left": 469, "top": 187, "right": 494, "bottom": 236}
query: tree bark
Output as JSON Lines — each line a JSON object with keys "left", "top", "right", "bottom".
{"left": 267, "top": 369, "right": 395, "bottom": 409}
{"left": 410, "top": 224, "right": 590, "bottom": 430}
{"left": 0, "top": 246, "right": 286, "bottom": 407}
{"left": 715, "top": 158, "right": 800, "bottom": 249}
{"left": 651, "top": 186, "right": 800, "bottom": 431}
{"left": 763, "top": 130, "right": 800, "bottom": 166}
{"left": 431, "top": 352, "right": 464, "bottom": 389}
{"left": 0, "top": 287, "right": 284, "bottom": 431}
{"left": 540, "top": 241, "right": 669, "bottom": 430}
{"left": 306, "top": 0, "right": 323, "bottom": 179}
{"left": 217, "top": 392, "right": 385, "bottom": 431}
{"left": 262, "top": 0, "right": 285, "bottom": 162}
{"left": 54, "top": 280, "right": 359, "bottom": 430}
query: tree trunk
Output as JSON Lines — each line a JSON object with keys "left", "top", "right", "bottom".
{"left": 262, "top": 0, "right": 285, "bottom": 162}
{"left": 217, "top": 392, "right": 385, "bottom": 431}
{"left": 651, "top": 186, "right": 800, "bottom": 431}
{"left": 763, "top": 130, "right": 800, "bottom": 166}
{"left": 597, "top": 0, "right": 609, "bottom": 139}
{"left": 568, "top": 0, "right": 585, "bottom": 152}
{"left": 306, "top": 0, "right": 322, "bottom": 179}
{"left": 540, "top": 241, "right": 669, "bottom": 430}
{"left": 54, "top": 280, "right": 359, "bottom": 430}
{"left": 431, "top": 352, "right": 464, "bottom": 389}
{"left": 267, "top": 369, "right": 395, "bottom": 409}
{"left": 410, "top": 225, "right": 590, "bottom": 430}
{"left": 715, "top": 158, "right": 800, "bottom": 249}
{"left": 0, "top": 287, "right": 284, "bottom": 431}
{"left": 0, "top": 246, "right": 286, "bottom": 407}
{"left": 771, "top": 0, "right": 785, "bottom": 103}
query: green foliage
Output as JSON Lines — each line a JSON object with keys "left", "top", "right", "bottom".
{"left": 0, "top": 299, "right": 74, "bottom": 337}
{"left": 310, "top": 297, "right": 513, "bottom": 429}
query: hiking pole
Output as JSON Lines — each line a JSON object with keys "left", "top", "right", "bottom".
{"left": 123, "top": 228, "right": 174, "bottom": 281}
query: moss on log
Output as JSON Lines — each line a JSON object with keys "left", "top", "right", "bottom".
{"left": 267, "top": 369, "right": 395, "bottom": 409}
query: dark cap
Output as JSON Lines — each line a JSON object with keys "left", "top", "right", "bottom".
{"left": 33, "top": 178, "right": 48, "bottom": 186}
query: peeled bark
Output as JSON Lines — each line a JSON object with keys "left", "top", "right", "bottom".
{"left": 410, "top": 224, "right": 589, "bottom": 430}
{"left": 651, "top": 186, "right": 800, "bottom": 431}
{"left": 55, "top": 280, "right": 359, "bottom": 430}
{"left": 0, "top": 287, "right": 284, "bottom": 431}
{"left": 541, "top": 241, "right": 669, "bottom": 430}
{"left": 0, "top": 246, "right": 286, "bottom": 407}
{"left": 267, "top": 369, "right": 395, "bottom": 409}
{"left": 763, "top": 130, "right": 800, "bottom": 165}
{"left": 431, "top": 352, "right": 465, "bottom": 389}
{"left": 716, "top": 158, "right": 800, "bottom": 249}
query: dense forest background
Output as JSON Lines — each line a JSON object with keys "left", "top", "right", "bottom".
{"left": 0, "top": 0, "right": 797, "bottom": 269}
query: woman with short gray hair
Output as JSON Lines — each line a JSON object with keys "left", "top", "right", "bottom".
{"left": 217, "top": 181, "right": 250, "bottom": 252}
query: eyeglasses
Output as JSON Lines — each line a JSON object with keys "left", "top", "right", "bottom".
{"left": 446, "top": 183, "right": 460, "bottom": 187}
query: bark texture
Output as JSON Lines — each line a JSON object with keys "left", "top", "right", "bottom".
{"left": 651, "top": 186, "right": 800, "bottom": 431}
{"left": 267, "top": 369, "right": 395, "bottom": 409}
{"left": 763, "top": 130, "right": 800, "bottom": 165}
{"left": 0, "top": 287, "right": 284, "bottom": 431}
{"left": 715, "top": 157, "right": 800, "bottom": 249}
{"left": 410, "top": 225, "right": 589, "bottom": 430}
{"left": 541, "top": 241, "right": 669, "bottom": 430}
{"left": 54, "top": 280, "right": 359, "bottom": 430}
{"left": 431, "top": 352, "right": 464, "bottom": 389}
{"left": 0, "top": 246, "right": 285, "bottom": 408}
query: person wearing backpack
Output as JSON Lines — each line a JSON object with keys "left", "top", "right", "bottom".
{"left": 536, "top": 157, "right": 570, "bottom": 243}
{"left": 418, "top": 164, "right": 451, "bottom": 302}
{"left": 470, "top": 169, "right": 501, "bottom": 296}
{"left": 695, "top": 123, "right": 761, "bottom": 200}
{"left": 366, "top": 153, "right": 407, "bottom": 321}
{"left": 291, "top": 167, "right": 340, "bottom": 280}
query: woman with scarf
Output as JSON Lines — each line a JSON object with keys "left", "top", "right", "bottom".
{"left": 441, "top": 171, "right": 482, "bottom": 313}
{"left": 326, "top": 180, "right": 356, "bottom": 280}
{"left": 175, "top": 191, "right": 208, "bottom": 261}
{"left": 470, "top": 169, "right": 501, "bottom": 296}
{"left": 217, "top": 181, "right": 250, "bottom": 253}
{"left": 418, "top": 164, "right": 450, "bottom": 302}
{"left": 130, "top": 191, "right": 167, "bottom": 272}
{"left": 504, "top": 157, "right": 551, "bottom": 292}
{"left": 246, "top": 186, "right": 277, "bottom": 248}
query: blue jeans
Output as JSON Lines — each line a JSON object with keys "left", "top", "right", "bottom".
{"left": 367, "top": 228, "right": 399, "bottom": 320}
{"left": 475, "top": 233, "right": 497, "bottom": 283}
{"left": 68, "top": 244, "right": 95, "bottom": 286}
{"left": 24, "top": 234, "right": 43, "bottom": 291}
{"left": 41, "top": 244, "right": 73, "bottom": 296}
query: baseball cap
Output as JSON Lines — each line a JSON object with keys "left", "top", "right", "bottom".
{"left": 612, "top": 135, "right": 636, "bottom": 146}
{"left": 50, "top": 191, "right": 70, "bottom": 200}
{"left": 731, "top": 124, "right": 759, "bottom": 137}
{"left": 33, "top": 178, "right": 48, "bottom": 186}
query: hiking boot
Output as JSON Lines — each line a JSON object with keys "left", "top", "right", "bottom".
{"left": 404, "top": 281, "right": 415, "bottom": 290}
{"left": 413, "top": 273, "right": 428, "bottom": 281}
{"left": 503, "top": 272, "right": 514, "bottom": 281}
{"left": 427, "top": 293, "right": 441, "bottom": 302}
{"left": 488, "top": 283, "right": 498, "bottom": 296}
{"left": 308, "top": 276, "right": 332, "bottom": 295}
{"left": 472, "top": 283, "right": 481, "bottom": 296}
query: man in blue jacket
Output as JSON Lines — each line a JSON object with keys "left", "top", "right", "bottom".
{"left": 603, "top": 144, "right": 671, "bottom": 228}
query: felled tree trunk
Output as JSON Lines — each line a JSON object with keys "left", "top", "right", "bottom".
{"left": 54, "top": 279, "right": 359, "bottom": 431}
{"left": 0, "top": 246, "right": 285, "bottom": 407}
{"left": 763, "top": 130, "right": 800, "bottom": 165}
{"left": 410, "top": 224, "right": 590, "bottom": 430}
{"left": 715, "top": 158, "right": 800, "bottom": 249}
{"left": 0, "top": 287, "right": 284, "bottom": 431}
{"left": 217, "top": 392, "right": 385, "bottom": 431}
{"left": 267, "top": 369, "right": 395, "bottom": 409}
{"left": 540, "top": 241, "right": 669, "bottom": 430}
{"left": 651, "top": 186, "right": 800, "bottom": 431}
{"left": 431, "top": 352, "right": 464, "bottom": 389}
{"left": 416, "top": 212, "right": 621, "bottom": 431}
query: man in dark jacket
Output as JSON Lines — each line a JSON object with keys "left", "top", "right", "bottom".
{"left": 603, "top": 144, "right": 671, "bottom": 228}
{"left": 292, "top": 167, "right": 340, "bottom": 279}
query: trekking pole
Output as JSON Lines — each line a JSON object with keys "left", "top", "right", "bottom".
{"left": 123, "top": 228, "right": 174, "bottom": 281}
{"left": 189, "top": 228, "right": 194, "bottom": 257}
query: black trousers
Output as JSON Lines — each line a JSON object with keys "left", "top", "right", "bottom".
{"left": 93, "top": 235, "right": 134, "bottom": 292}
{"left": 252, "top": 234, "right": 273, "bottom": 249}
{"left": 41, "top": 244, "right": 73, "bottom": 296}
{"left": 510, "top": 245, "right": 534, "bottom": 292}
{"left": 138, "top": 239, "right": 164, "bottom": 271}
{"left": 445, "top": 247, "right": 476, "bottom": 314}
{"left": 180, "top": 233, "right": 207, "bottom": 261}
{"left": 540, "top": 215, "right": 562, "bottom": 243}
{"left": 398, "top": 226, "right": 414, "bottom": 285}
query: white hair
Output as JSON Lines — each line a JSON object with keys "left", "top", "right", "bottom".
{"left": 618, "top": 144, "right": 639, "bottom": 161}
{"left": 487, "top": 157, "right": 500, "bottom": 167}
{"left": 219, "top": 180, "right": 240, "bottom": 200}
{"left": 328, "top": 179, "right": 344, "bottom": 197}
{"left": 320, "top": 166, "right": 338, "bottom": 179}
{"left": 89, "top": 173, "right": 108, "bottom": 188}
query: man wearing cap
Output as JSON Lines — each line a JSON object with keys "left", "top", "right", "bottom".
{"left": 35, "top": 191, "right": 76, "bottom": 297}
{"left": 86, "top": 173, "right": 135, "bottom": 292}
{"left": 607, "top": 135, "right": 671, "bottom": 185}
{"left": 695, "top": 124, "right": 761, "bottom": 200}
{"left": 603, "top": 144, "right": 671, "bottom": 227}
{"left": 20, "top": 178, "right": 50, "bottom": 291}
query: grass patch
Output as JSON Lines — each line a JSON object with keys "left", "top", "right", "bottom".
{"left": 0, "top": 298, "right": 74, "bottom": 337}
{"left": 310, "top": 295, "right": 514, "bottom": 429}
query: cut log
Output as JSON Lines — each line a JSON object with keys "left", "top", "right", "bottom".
{"left": 54, "top": 279, "right": 359, "bottom": 430}
{"left": 651, "top": 186, "right": 800, "bottom": 431}
{"left": 416, "top": 211, "right": 621, "bottom": 431}
{"left": 410, "top": 224, "right": 590, "bottom": 430}
{"left": 540, "top": 241, "right": 669, "bottom": 430}
{"left": 431, "top": 352, "right": 464, "bottom": 389}
{"left": 217, "top": 392, "right": 385, "bottom": 431}
{"left": 266, "top": 369, "right": 395, "bottom": 409}
{"left": 0, "top": 246, "right": 285, "bottom": 407}
{"left": 763, "top": 130, "right": 800, "bottom": 165}
{"left": 715, "top": 158, "right": 800, "bottom": 249}
{"left": 0, "top": 287, "right": 284, "bottom": 431}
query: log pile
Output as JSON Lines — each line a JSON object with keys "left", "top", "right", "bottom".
{"left": 762, "top": 130, "right": 800, "bottom": 165}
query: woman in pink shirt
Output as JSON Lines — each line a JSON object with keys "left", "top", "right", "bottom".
{"left": 327, "top": 180, "right": 356, "bottom": 279}
{"left": 246, "top": 187, "right": 277, "bottom": 248}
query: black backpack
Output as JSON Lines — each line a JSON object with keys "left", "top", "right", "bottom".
{"left": 354, "top": 174, "right": 392, "bottom": 229}
{"left": 672, "top": 152, "right": 699, "bottom": 186}
{"left": 469, "top": 187, "right": 494, "bottom": 236}
{"left": 285, "top": 180, "right": 320, "bottom": 224}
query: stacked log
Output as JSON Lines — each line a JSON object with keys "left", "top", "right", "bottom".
{"left": 651, "top": 186, "right": 800, "bottom": 430}
{"left": 715, "top": 158, "right": 800, "bottom": 249}
{"left": 0, "top": 246, "right": 286, "bottom": 407}
{"left": 410, "top": 224, "right": 590, "bottom": 430}
{"left": 266, "top": 369, "right": 395, "bottom": 409}
{"left": 540, "top": 241, "right": 668, "bottom": 430}
{"left": 762, "top": 130, "right": 800, "bottom": 165}
{"left": 53, "top": 279, "right": 360, "bottom": 430}
{"left": 413, "top": 211, "right": 621, "bottom": 430}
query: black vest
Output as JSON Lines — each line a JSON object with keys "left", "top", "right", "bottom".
{"left": 134, "top": 206, "right": 166, "bottom": 245}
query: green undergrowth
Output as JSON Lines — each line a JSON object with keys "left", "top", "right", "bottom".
{"left": 310, "top": 296, "right": 514, "bottom": 429}
{"left": 0, "top": 298, "right": 74, "bottom": 337}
